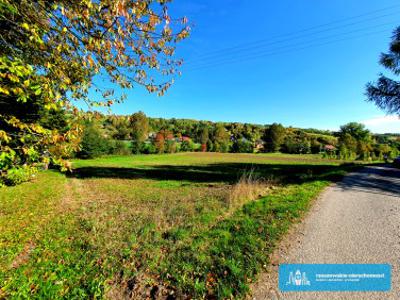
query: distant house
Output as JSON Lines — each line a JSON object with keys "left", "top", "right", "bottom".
{"left": 324, "top": 144, "right": 336, "bottom": 152}
{"left": 148, "top": 131, "right": 175, "bottom": 142}
{"left": 148, "top": 132, "right": 157, "bottom": 140}
{"left": 165, "top": 133, "right": 175, "bottom": 141}
{"left": 181, "top": 136, "right": 191, "bottom": 142}
{"left": 255, "top": 140, "right": 264, "bottom": 152}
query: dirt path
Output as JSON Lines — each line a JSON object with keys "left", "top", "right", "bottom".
{"left": 252, "top": 165, "right": 400, "bottom": 300}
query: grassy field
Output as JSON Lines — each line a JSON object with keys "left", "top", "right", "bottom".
{"left": 0, "top": 153, "right": 360, "bottom": 299}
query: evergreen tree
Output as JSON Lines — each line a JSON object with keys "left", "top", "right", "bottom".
{"left": 78, "top": 121, "right": 112, "bottom": 159}
{"left": 367, "top": 26, "right": 400, "bottom": 115}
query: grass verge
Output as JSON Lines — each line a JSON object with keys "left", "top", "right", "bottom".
{"left": 156, "top": 181, "right": 329, "bottom": 299}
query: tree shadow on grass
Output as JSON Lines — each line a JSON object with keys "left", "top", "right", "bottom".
{"left": 67, "top": 162, "right": 360, "bottom": 185}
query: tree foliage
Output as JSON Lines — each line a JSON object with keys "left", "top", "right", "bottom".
{"left": 366, "top": 26, "right": 400, "bottom": 115}
{"left": 154, "top": 130, "right": 167, "bottom": 153}
{"left": 92, "top": 113, "right": 400, "bottom": 159}
{"left": 77, "top": 120, "right": 112, "bottom": 159}
{"left": 200, "top": 126, "right": 209, "bottom": 152}
{"left": 212, "top": 124, "right": 230, "bottom": 152}
{"left": 337, "top": 123, "right": 372, "bottom": 159}
{"left": 105, "top": 115, "right": 130, "bottom": 140}
{"left": 180, "top": 139, "right": 194, "bottom": 152}
{"left": 282, "top": 131, "right": 311, "bottom": 154}
{"left": 231, "top": 139, "right": 253, "bottom": 153}
{"left": 263, "top": 123, "right": 285, "bottom": 152}
{"left": 0, "top": 0, "right": 189, "bottom": 184}
{"left": 130, "top": 111, "right": 149, "bottom": 153}
{"left": 338, "top": 122, "right": 371, "bottom": 142}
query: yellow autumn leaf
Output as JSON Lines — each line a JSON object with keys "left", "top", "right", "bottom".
{"left": 0, "top": 86, "right": 10, "bottom": 95}
{"left": 21, "top": 23, "right": 29, "bottom": 30}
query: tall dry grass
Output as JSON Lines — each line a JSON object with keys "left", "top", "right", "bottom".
{"left": 226, "top": 169, "right": 275, "bottom": 213}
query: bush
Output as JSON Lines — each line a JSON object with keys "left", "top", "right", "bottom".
{"left": 77, "top": 122, "right": 113, "bottom": 159}
{"left": 112, "top": 140, "right": 131, "bottom": 155}
{"left": 3, "top": 166, "right": 37, "bottom": 186}
{"left": 165, "top": 140, "right": 177, "bottom": 153}
{"left": 180, "top": 140, "right": 195, "bottom": 152}
{"left": 310, "top": 140, "right": 322, "bottom": 154}
{"left": 0, "top": 149, "right": 38, "bottom": 186}
{"left": 214, "top": 141, "right": 230, "bottom": 153}
{"left": 231, "top": 140, "right": 253, "bottom": 153}
{"left": 142, "top": 143, "right": 157, "bottom": 154}
{"left": 282, "top": 140, "right": 311, "bottom": 154}
{"left": 389, "top": 148, "right": 399, "bottom": 159}
{"left": 131, "top": 140, "right": 147, "bottom": 154}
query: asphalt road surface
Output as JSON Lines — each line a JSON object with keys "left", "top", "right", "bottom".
{"left": 252, "top": 165, "right": 400, "bottom": 300}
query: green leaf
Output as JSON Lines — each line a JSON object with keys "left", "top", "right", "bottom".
{"left": 34, "top": 87, "right": 42, "bottom": 95}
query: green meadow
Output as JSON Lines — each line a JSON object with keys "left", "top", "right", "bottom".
{"left": 1, "top": 153, "right": 359, "bottom": 299}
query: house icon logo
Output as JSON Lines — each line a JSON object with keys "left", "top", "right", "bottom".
{"left": 286, "top": 269, "right": 311, "bottom": 286}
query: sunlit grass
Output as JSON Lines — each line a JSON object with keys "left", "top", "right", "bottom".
{"left": 0, "top": 153, "right": 360, "bottom": 299}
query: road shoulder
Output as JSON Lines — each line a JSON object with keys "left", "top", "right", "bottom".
{"left": 250, "top": 184, "right": 335, "bottom": 300}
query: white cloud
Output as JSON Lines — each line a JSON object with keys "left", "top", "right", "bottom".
{"left": 360, "top": 115, "right": 400, "bottom": 134}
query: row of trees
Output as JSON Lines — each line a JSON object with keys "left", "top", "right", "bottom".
{"left": 1, "top": 0, "right": 399, "bottom": 187}
{"left": 335, "top": 122, "right": 399, "bottom": 160}
{"left": 75, "top": 111, "right": 400, "bottom": 160}
{"left": 69, "top": 23, "right": 400, "bottom": 162}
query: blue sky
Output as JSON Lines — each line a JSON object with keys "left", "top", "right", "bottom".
{"left": 90, "top": 0, "right": 400, "bottom": 133}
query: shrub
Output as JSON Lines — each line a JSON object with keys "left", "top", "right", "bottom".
{"left": 191, "top": 143, "right": 201, "bottom": 152}
{"left": 214, "top": 141, "right": 230, "bottom": 153}
{"left": 282, "top": 140, "right": 311, "bottom": 154}
{"left": 310, "top": 140, "right": 322, "bottom": 154}
{"left": 142, "top": 143, "right": 157, "bottom": 154}
{"left": 112, "top": 140, "right": 131, "bottom": 155}
{"left": 282, "top": 140, "right": 296, "bottom": 154}
{"left": 165, "top": 140, "right": 177, "bottom": 153}
{"left": 0, "top": 149, "right": 38, "bottom": 186}
{"left": 389, "top": 148, "right": 399, "bottom": 159}
{"left": 180, "top": 140, "right": 195, "bottom": 152}
{"left": 231, "top": 139, "right": 253, "bottom": 153}
{"left": 3, "top": 166, "right": 37, "bottom": 186}
{"left": 131, "top": 140, "right": 142, "bottom": 154}
{"left": 77, "top": 122, "right": 113, "bottom": 159}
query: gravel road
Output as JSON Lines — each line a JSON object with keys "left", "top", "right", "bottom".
{"left": 252, "top": 165, "right": 400, "bottom": 300}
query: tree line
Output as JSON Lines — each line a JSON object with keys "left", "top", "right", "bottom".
{"left": 1, "top": 0, "right": 399, "bottom": 187}
{"left": 75, "top": 111, "right": 400, "bottom": 161}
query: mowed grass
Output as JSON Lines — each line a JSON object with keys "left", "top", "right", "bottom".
{"left": 72, "top": 152, "right": 339, "bottom": 168}
{"left": 0, "top": 153, "right": 359, "bottom": 299}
